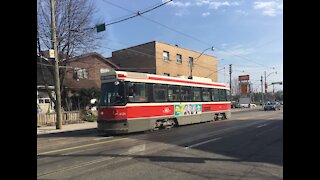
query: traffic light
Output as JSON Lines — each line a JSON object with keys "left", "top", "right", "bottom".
{"left": 96, "top": 23, "right": 106, "bottom": 33}
{"left": 229, "top": 64, "right": 232, "bottom": 74}
{"left": 265, "top": 83, "right": 268, "bottom": 93}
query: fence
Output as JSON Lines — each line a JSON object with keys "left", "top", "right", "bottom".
{"left": 37, "top": 111, "right": 83, "bottom": 126}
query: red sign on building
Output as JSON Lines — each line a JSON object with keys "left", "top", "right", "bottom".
{"left": 239, "top": 75, "right": 249, "bottom": 81}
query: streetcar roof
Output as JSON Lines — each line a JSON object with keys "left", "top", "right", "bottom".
{"left": 101, "top": 70, "right": 229, "bottom": 89}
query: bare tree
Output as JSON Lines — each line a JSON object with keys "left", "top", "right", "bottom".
{"left": 231, "top": 77, "right": 240, "bottom": 95}
{"left": 38, "top": 0, "right": 101, "bottom": 56}
{"left": 37, "top": 0, "right": 102, "bottom": 108}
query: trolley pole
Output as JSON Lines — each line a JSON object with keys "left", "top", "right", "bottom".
{"left": 51, "top": 0, "right": 63, "bottom": 129}
{"left": 189, "top": 58, "right": 193, "bottom": 79}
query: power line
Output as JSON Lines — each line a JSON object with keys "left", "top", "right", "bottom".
{"left": 205, "top": 67, "right": 226, "bottom": 78}
{"left": 102, "top": 1, "right": 274, "bottom": 70}
{"left": 102, "top": 0, "right": 172, "bottom": 26}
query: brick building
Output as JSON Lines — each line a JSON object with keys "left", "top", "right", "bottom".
{"left": 37, "top": 52, "right": 119, "bottom": 111}
{"left": 110, "top": 41, "right": 218, "bottom": 82}
{"left": 63, "top": 52, "right": 118, "bottom": 91}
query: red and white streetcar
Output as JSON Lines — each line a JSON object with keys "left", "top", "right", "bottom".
{"left": 97, "top": 70, "right": 231, "bottom": 134}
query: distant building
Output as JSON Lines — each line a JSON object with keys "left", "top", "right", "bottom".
{"left": 110, "top": 41, "right": 218, "bottom": 82}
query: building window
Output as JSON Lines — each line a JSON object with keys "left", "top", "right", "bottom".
{"left": 176, "top": 54, "right": 182, "bottom": 64}
{"left": 189, "top": 57, "right": 193, "bottom": 66}
{"left": 163, "top": 51, "right": 169, "bottom": 61}
{"left": 74, "top": 68, "right": 88, "bottom": 79}
{"left": 38, "top": 98, "right": 50, "bottom": 104}
{"left": 163, "top": 73, "right": 170, "bottom": 76}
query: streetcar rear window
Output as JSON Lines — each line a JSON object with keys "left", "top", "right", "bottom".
{"left": 226, "top": 90, "right": 231, "bottom": 101}
{"left": 219, "top": 89, "right": 227, "bottom": 101}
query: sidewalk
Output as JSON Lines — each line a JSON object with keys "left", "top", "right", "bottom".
{"left": 37, "top": 107, "right": 261, "bottom": 135}
{"left": 37, "top": 121, "right": 97, "bottom": 135}
{"left": 231, "top": 106, "right": 262, "bottom": 112}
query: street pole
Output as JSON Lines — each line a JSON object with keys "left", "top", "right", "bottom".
{"left": 51, "top": 0, "right": 63, "bottom": 129}
{"left": 229, "top": 64, "right": 232, "bottom": 94}
{"left": 264, "top": 71, "right": 267, "bottom": 93}
{"left": 188, "top": 47, "right": 214, "bottom": 79}
{"left": 273, "top": 84, "right": 275, "bottom": 94}
{"left": 261, "top": 75, "right": 264, "bottom": 105}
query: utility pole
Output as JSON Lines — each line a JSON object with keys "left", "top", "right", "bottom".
{"left": 229, "top": 64, "right": 232, "bottom": 94}
{"left": 261, "top": 75, "right": 264, "bottom": 105}
{"left": 273, "top": 84, "right": 275, "bottom": 94}
{"left": 51, "top": 0, "right": 63, "bottom": 129}
{"left": 264, "top": 71, "right": 267, "bottom": 93}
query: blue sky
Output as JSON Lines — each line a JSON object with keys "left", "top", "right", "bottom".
{"left": 93, "top": 0, "right": 283, "bottom": 92}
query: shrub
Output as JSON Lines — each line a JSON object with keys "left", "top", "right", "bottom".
{"left": 81, "top": 114, "right": 97, "bottom": 122}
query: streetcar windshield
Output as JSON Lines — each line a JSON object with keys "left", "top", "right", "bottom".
{"left": 100, "top": 81, "right": 126, "bottom": 106}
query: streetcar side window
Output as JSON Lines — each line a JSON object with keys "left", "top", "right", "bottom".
{"left": 153, "top": 84, "right": 168, "bottom": 102}
{"left": 192, "top": 87, "right": 201, "bottom": 101}
{"left": 219, "top": 89, "right": 227, "bottom": 101}
{"left": 128, "top": 82, "right": 148, "bottom": 102}
{"left": 202, "top": 88, "right": 211, "bottom": 101}
{"left": 168, "top": 85, "right": 181, "bottom": 102}
{"left": 211, "top": 88, "right": 219, "bottom": 102}
{"left": 180, "top": 86, "right": 193, "bottom": 101}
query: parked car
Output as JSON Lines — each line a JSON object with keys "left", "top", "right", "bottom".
{"left": 239, "top": 103, "right": 257, "bottom": 108}
{"left": 231, "top": 101, "right": 240, "bottom": 108}
{"left": 264, "top": 102, "right": 281, "bottom": 111}
{"left": 250, "top": 103, "right": 257, "bottom": 108}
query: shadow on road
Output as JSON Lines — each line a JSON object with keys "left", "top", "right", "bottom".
{"left": 37, "top": 128, "right": 98, "bottom": 138}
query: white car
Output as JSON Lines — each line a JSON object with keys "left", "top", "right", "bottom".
{"left": 250, "top": 103, "right": 257, "bottom": 107}
{"left": 240, "top": 103, "right": 257, "bottom": 108}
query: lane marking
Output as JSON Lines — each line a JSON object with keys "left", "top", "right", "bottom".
{"left": 93, "top": 136, "right": 113, "bottom": 141}
{"left": 257, "top": 124, "right": 268, "bottom": 128}
{"left": 38, "top": 143, "right": 151, "bottom": 177}
{"left": 37, "top": 157, "right": 114, "bottom": 177}
{"left": 256, "top": 126, "right": 280, "bottom": 137}
{"left": 207, "top": 120, "right": 267, "bottom": 137}
{"left": 185, "top": 137, "right": 222, "bottom": 149}
{"left": 61, "top": 147, "right": 101, "bottom": 156}
{"left": 37, "top": 138, "right": 129, "bottom": 156}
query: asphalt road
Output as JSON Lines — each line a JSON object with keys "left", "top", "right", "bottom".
{"left": 37, "top": 108, "right": 283, "bottom": 180}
